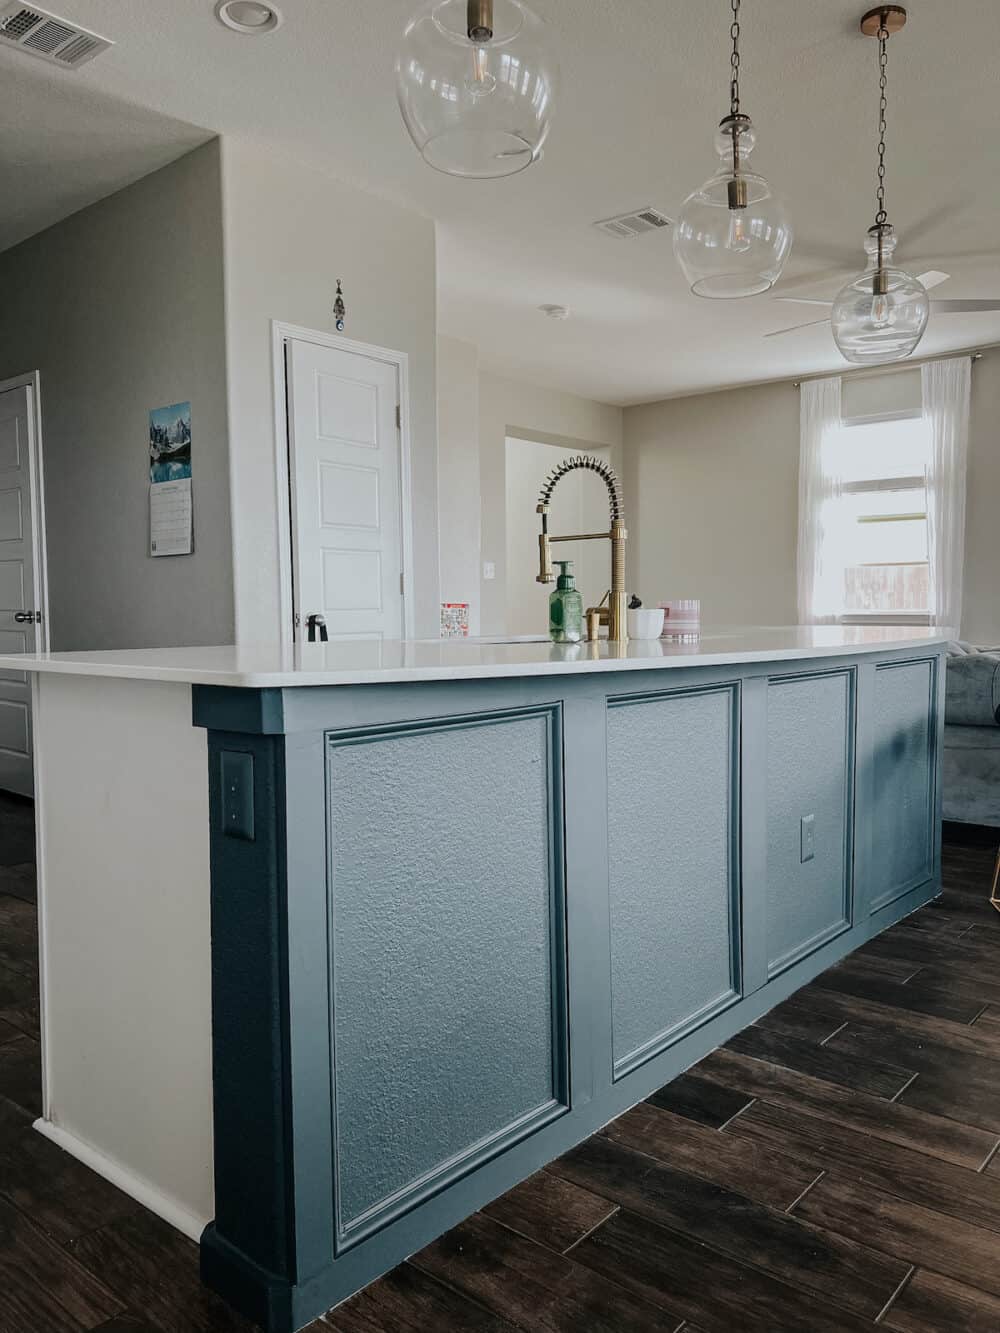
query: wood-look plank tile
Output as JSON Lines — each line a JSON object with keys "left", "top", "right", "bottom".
{"left": 644, "top": 1071, "right": 752, "bottom": 1127}
{"left": 726, "top": 1024, "right": 914, "bottom": 1098}
{"left": 67, "top": 1212, "right": 258, "bottom": 1333}
{"left": 753, "top": 991, "right": 850, "bottom": 1044}
{"left": 571, "top": 1208, "right": 875, "bottom": 1333}
{"left": 807, "top": 966, "right": 986, "bottom": 1023}
{"left": 481, "top": 1169, "right": 617, "bottom": 1253}
{"left": 0, "top": 960, "right": 40, "bottom": 1040}
{"left": 826, "top": 951, "right": 923, "bottom": 983}
{"left": 726, "top": 1097, "right": 1000, "bottom": 1234}
{"left": 0, "top": 1109, "right": 141, "bottom": 1242}
{"left": 897, "top": 906, "right": 975, "bottom": 937}
{"left": 974, "top": 1005, "right": 1000, "bottom": 1033}
{"left": 0, "top": 1033, "right": 41, "bottom": 1117}
{"left": 0, "top": 895, "right": 38, "bottom": 978}
{"left": 92, "top": 1320, "right": 161, "bottom": 1333}
{"left": 897, "top": 1062, "right": 1000, "bottom": 1134}
{"left": 602, "top": 1103, "right": 819, "bottom": 1210}
{"left": 411, "top": 1211, "right": 683, "bottom": 1332}
{"left": 882, "top": 1269, "right": 1000, "bottom": 1333}
{"left": 859, "top": 926, "right": 998, "bottom": 971}
{"left": 801, "top": 987, "right": 1000, "bottom": 1062}
{"left": 0, "top": 863, "right": 36, "bottom": 904}
{"left": 327, "top": 1262, "right": 520, "bottom": 1332}
{"left": 0, "top": 1196, "right": 124, "bottom": 1332}
{"left": 549, "top": 1134, "right": 907, "bottom": 1319}
{"left": 695, "top": 1047, "right": 997, "bottom": 1168}
{"left": 795, "top": 1173, "right": 1000, "bottom": 1299}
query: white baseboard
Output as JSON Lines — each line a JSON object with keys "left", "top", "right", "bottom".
{"left": 32, "top": 1118, "right": 211, "bottom": 1243}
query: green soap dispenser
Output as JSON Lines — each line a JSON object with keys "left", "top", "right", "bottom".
{"left": 549, "top": 560, "right": 584, "bottom": 643}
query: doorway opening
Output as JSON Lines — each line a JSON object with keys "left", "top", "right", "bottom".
{"left": 504, "top": 436, "right": 611, "bottom": 638}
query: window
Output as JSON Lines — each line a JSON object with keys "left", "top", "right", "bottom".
{"left": 835, "top": 414, "right": 931, "bottom": 621}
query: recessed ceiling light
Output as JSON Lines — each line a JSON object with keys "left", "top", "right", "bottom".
{"left": 539, "top": 304, "right": 570, "bottom": 320}
{"left": 215, "top": 0, "right": 282, "bottom": 35}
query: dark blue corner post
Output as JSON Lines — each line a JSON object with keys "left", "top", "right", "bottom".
{"left": 190, "top": 648, "right": 945, "bottom": 1333}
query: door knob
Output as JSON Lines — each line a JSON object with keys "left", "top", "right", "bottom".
{"left": 306, "top": 613, "right": 328, "bottom": 643}
{"left": 13, "top": 611, "right": 40, "bottom": 624}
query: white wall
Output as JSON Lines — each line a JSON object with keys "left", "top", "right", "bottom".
{"left": 0, "top": 141, "right": 234, "bottom": 651}
{"left": 221, "top": 139, "right": 440, "bottom": 644}
{"left": 624, "top": 354, "right": 1000, "bottom": 641}
{"left": 478, "top": 373, "right": 623, "bottom": 636}
{"left": 437, "top": 336, "right": 481, "bottom": 636}
{"left": 624, "top": 380, "right": 800, "bottom": 626}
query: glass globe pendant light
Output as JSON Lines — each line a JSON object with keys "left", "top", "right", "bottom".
{"left": 831, "top": 7, "right": 929, "bottom": 365}
{"left": 673, "top": 0, "right": 793, "bottom": 298}
{"left": 396, "top": 0, "right": 557, "bottom": 179}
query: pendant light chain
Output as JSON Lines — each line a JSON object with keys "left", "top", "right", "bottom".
{"left": 730, "top": 0, "right": 741, "bottom": 116}
{"left": 875, "top": 17, "right": 889, "bottom": 226}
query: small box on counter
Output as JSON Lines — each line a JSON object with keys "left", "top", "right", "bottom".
{"left": 659, "top": 599, "right": 700, "bottom": 640}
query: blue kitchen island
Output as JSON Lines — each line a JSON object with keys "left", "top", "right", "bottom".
{"left": 4, "top": 627, "right": 947, "bottom": 1332}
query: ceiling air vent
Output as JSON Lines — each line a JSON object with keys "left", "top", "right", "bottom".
{"left": 593, "top": 208, "right": 672, "bottom": 240}
{"left": 0, "top": 3, "right": 113, "bottom": 68}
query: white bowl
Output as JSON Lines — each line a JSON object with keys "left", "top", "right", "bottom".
{"left": 627, "top": 608, "right": 665, "bottom": 639}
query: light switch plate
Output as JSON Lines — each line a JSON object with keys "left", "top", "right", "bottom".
{"left": 800, "top": 813, "right": 816, "bottom": 864}
{"left": 483, "top": 561, "right": 496, "bottom": 581}
{"left": 221, "top": 751, "right": 255, "bottom": 842}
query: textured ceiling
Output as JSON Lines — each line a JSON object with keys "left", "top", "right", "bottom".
{"left": 2, "top": 0, "right": 998, "bottom": 403}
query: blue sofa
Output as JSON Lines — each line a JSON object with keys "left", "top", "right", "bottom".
{"left": 944, "top": 645, "right": 1000, "bottom": 829}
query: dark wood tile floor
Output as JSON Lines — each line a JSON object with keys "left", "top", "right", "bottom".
{"left": 1, "top": 793, "right": 998, "bottom": 1332}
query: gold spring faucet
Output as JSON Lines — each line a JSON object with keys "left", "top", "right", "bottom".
{"left": 535, "top": 455, "right": 628, "bottom": 644}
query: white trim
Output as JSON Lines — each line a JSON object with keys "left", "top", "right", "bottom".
{"left": 31, "top": 673, "right": 52, "bottom": 1120}
{"left": 0, "top": 370, "right": 49, "bottom": 651}
{"left": 270, "top": 321, "right": 415, "bottom": 653}
{"left": 32, "top": 1118, "right": 210, "bottom": 1242}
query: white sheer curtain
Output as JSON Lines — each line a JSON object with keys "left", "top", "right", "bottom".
{"left": 798, "top": 375, "right": 844, "bottom": 624}
{"left": 923, "top": 356, "right": 971, "bottom": 635}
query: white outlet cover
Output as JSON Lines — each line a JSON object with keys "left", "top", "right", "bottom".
{"left": 483, "top": 562, "right": 496, "bottom": 581}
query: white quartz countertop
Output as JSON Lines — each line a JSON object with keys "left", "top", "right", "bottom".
{"left": 0, "top": 626, "right": 951, "bottom": 688}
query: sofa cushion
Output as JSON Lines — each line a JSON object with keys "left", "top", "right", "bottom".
{"left": 945, "top": 653, "right": 1000, "bottom": 727}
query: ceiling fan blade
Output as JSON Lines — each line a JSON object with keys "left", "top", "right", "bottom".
{"left": 774, "top": 297, "right": 834, "bottom": 307}
{"left": 764, "top": 317, "right": 832, "bottom": 339}
{"left": 918, "top": 270, "right": 950, "bottom": 291}
{"left": 930, "top": 299, "right": 1000, "bottom": 313}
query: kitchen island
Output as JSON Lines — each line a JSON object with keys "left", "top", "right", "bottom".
{"left": 6, "top": 626, "right": 948, "bottom": 1332}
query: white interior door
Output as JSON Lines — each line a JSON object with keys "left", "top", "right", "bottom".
{"left": 0, "top": 384, "right": 42, "bottom": 796}
{"left": 287, "top": 339, "right": 404, "bottom": 641}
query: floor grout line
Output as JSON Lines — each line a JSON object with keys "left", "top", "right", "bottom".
{"left": 967, "top": 1003, "right": 991, "bottom": 1027}
{"left": 818, "top": 1020, "right": 848, "bottom": 1048}
{"left": 976, "top": 1138, "right": 1000, "bottom": 1175}
{"left": 717, "top": 1097, "right": 756, "bottom": 1132}
{"left": 561, "top": 1204, "right": 621, "bottom": 1255}
{"left": 875, "top": 1265, "right": 916, "bottom": 1325}
{"left": 784, "top": 1169, "right": 824, "bottom": 1214}
{"left": 889, "top": 1071, "right": 920, "bottom": 1104}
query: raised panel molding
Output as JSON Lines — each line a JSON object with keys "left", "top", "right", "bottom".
{"left": 606, "top": 684, "right": 741, "bottom": 1080}
{"left": 764, "top": 669, "right": 855, "bottom": 977}
{"left": 325, "top": 706, "right": 568, "bottom": 1249}
{"left": 871, "top": 657, "right": 937, "bottom": 912}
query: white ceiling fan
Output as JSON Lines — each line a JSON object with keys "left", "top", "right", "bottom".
{"left": 765, "top": 269, "right": 1000, "bottom": 339}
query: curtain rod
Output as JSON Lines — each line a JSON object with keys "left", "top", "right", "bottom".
{"left": 793, "top": 346, "right": 988, "bottom": 389}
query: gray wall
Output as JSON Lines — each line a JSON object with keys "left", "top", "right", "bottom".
{"left": 0, "top": 140, "right": 234, "bottom": 651}
{"left": 625, "top": 356, "right": 1000, "bottom": 642}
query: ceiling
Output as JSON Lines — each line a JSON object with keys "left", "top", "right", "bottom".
{"left": 2, "top": 0, "right": 999, "bottom": 404}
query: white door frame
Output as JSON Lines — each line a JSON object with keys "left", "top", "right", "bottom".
{"left": 271, "top": 321, "right": 415, "bottom": 653}
{"left": 0, "top": 369, "right": 49, "bottom": 652}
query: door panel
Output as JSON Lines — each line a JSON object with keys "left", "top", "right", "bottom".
{"left": 607, "top": 684, "right": 741, "bottom": 1080}
{"left": 871, "top": 658, "right": 937, "bottom": 911}
{"left": 765, "top": 670, "right": 854, "bottom": 976}
{"left": 287, "top": 341, "right": 403, "bottom": 641}
{"left": 0, "top": 386, "right": 38, "bottom": 796}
